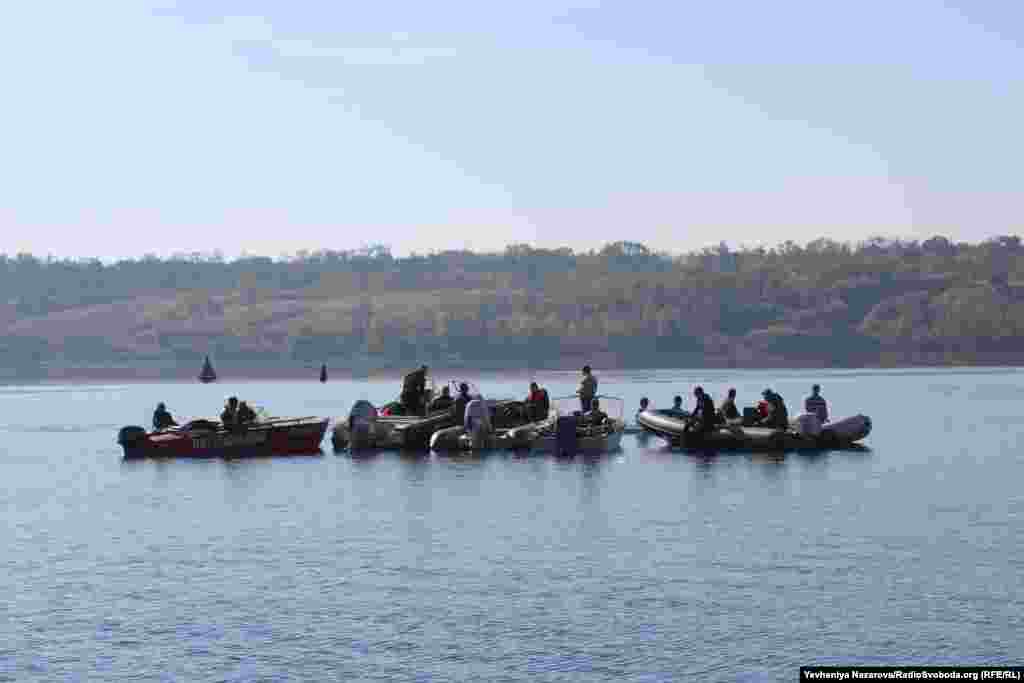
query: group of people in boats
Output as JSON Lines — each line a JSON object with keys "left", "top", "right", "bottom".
{"left": 393, "top": 364, "right": 605, "bottom": 433}
{"left": 637, "top": 384, "right": 830, "bottom": 433}
{"left": 151, "top": 396, "right": 258, "bottom": 432}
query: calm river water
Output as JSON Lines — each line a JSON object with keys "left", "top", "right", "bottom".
{"left": 0, "top": 368, "right": 1020, "bottom": 682}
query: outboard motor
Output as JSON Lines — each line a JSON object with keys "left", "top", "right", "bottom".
{"left": 794, "top": 413, "right": 823, "bottom": 437}
{"left": 117, "top": 425, "right": 148, "bottom": 446}
{"left": 555, "top": 415, "right": 577, "bottom": 457}
{"left": 348, "top": 400, "right": 378, "bottom": 449}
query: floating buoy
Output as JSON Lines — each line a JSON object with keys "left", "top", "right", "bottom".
{"left": 199, "top": 356, "right": 217, "bottom": 383}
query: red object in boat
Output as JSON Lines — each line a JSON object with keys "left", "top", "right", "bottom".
{"left": 757, "top": 400, "right": 770, "bottom": 418}
{"left": 118, "top": 417, "right": 328, "bottom": 459}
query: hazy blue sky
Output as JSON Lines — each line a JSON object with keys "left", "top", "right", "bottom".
{"left": 1, "top": 1, "right": 1021, "bottom": 259}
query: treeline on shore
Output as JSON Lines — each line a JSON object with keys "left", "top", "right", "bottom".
{"left": 2, "top": 236, "right": 1024, "bottom": 378}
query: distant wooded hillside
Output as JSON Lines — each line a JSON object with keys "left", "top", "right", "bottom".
{"left": 3, "top": 236, "right": 1024, "bottom": 379}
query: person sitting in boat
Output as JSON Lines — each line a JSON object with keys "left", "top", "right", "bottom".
{"left": 429, "top": 385, "right": 454, "bottom": 412}
{"left": 667, "top": 395, "right": 685, "bottom": 416}
{"left": 757, "top": 389, "right": 789, "bottom": 429}
{"left": 152, "top": 403, "right": 178, "bottom": 431}
{"left": 221, "top": 397, "right": 239, "bottom": 429}
{"left": 236, "top": 401, "right": 257, "bottom": 426}
{"left": 454, "top": 382, "right": 473, "bottom": 425}
{"left": 636, "top": 397, "right": 650, "bottom": 421}
{"left": 805, "top": 384, "right": 829, "bottom": 423}
{"left": 583, "top": 398, "right": 609, "bottom": 427}
{"left": 687, "top": 386, "right": 717, "bottom": 434}
{"left": 525, "top": 382, "right": 550, "bottom": 422}
{"left": 719, "top": 388, "right": 740, "bottom": 422}
{"left": 401, "top": 365, "right": 429, "bottom": 415}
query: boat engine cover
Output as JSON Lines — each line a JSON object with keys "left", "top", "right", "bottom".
{"left": 117, "top": 425, "right": 148, "bottom": 445}
{"left": 794, "top": 413, "right": 823, "bottom": 437}
{"left": 555, "top": 416, "right": 577, "bottom": 456}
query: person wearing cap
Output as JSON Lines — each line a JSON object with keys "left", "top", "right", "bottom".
{"left": 805, "top": 384, "right": 828, "bottom": 423}
{"left": 578, "top": 365, "right": 598, "bottom": 412}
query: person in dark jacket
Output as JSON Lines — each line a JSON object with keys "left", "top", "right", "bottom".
{"left": 805, "top": 384, "right": 829, "bottom": 423}
{"left": 453, "top": 382, "right": 472, "bottom": 425}
{"left": 758, "top": 389, "right": 789, "bottom": 429}
{"left": 152, "top": 403, "right": 177, "bottom": 431}
{"left": 236, "top": 401, "right": 257, "bottom": 426}
{"left": 578, "top": 365, "right": 597, "bottom": 412}
{"left": 221, "top": 397, "right": 239, "bottom": 429}
{"left": 693, "top": 387, "right": 717, "bottom": 433}
{"left": 401, "top": 365, "right": 429, "bottom": 415}
{"left": 719, "top": 388, "right": 740, "bottom": 421}
{"left": 669, "top": 395, "right": 685, "bottom": 415}
{"left": 584, "top": 398, "right": 608, "bottom": 427}
{"left": 429, "top": 385, "right": 454, "bottom": 412}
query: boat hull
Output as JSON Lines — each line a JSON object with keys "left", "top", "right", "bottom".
{"left": 429, "top": 419, "right": 549, "bottom": 452}
{"left": 332, "top": 410, "right": 459, "bottom": 451}
{"left": 119, "top": 418, "right": 328, "bottom": 459}
{"left": 332, "top": 399, "right": 524, "bottom": 451}
{"left": 637, "top": 410, "right": 871, "bottom": 451}
{"left": 531, "top": 420, "right": 625, "bottom": 454}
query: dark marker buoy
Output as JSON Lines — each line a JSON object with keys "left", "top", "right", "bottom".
{"left": 320, "top": 364, "right": 328, "bottom": 383}
{"left": 199, "top": 355, "right": 217, "bottom": 383}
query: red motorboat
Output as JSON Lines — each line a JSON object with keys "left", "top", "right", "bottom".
{"left": 118, "top": 417, "right": 328, "bottom": 459}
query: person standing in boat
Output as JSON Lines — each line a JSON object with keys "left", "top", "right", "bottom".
{"left": 152, "top": 403, "right": 178, "bottom": 431}
{"left": 805, "top": 384, "right": 829, "bottom": 423}
{"left": 577, "top": 365, "right": 597, "bottom": 412}
{"left": 401, "top": 365, "right": 429, "bottom": 415}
